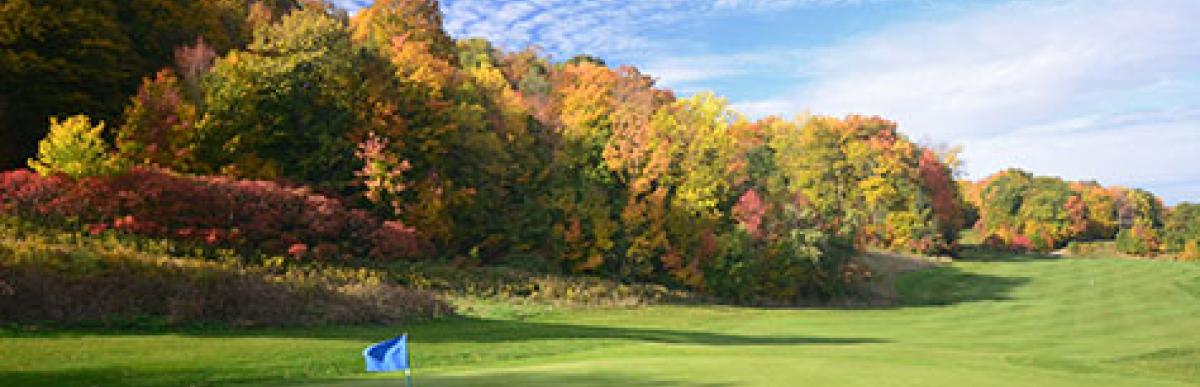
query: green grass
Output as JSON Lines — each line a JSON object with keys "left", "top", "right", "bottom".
{"left": 3, "top": 254, "right": 1199, "bottom": 386}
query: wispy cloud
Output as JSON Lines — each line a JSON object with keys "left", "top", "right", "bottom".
{"left": 639, "top": 50, "right": 809, "bottom": 91}
{"left": 439, "top": 0, "right": 699, "bottom": 59}
{"left": 437, "top": 0, "right": 882, "bottom": 60}
{"left": 796, "top": 0, "right": 1200, "bottom": 139}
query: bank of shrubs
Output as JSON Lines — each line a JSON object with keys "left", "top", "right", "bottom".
{"left": 0, "top": 222, "right": 449, "bottom": 327}
{"left": 0, "top": 218, "right": 699, "bottom": 327}
{"left": 0, "top": 167, "right": 425, "bottom": 261}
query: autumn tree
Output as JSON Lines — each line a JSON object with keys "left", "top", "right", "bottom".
{"left": 545, "top": 61, "right": 622, "bottom": 272}
{"left": 917, "top": 148, "right": 966, "bottom": 251}
{"left": 116, "top": 70, "right": 199, "bottom": 171}
{"left": 1162, "top": 203, "right": 1200, "bottom": 254}
{"left": 194, "top": 6, "right": 363, "bottom": 185}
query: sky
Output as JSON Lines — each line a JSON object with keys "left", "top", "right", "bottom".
{"left": 332, "top": 0, "right": 1200, "bottom": 204}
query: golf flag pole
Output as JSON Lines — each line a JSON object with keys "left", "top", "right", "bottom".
{"left": 404, "top": 334, "right": 413, "bottom": 387}
{"left": 363, "top": 333, "right": 413, "bottom": 386}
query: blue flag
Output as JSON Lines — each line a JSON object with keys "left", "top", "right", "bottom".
{"left": 364, "top": 334, "right": 411, "bottom": 373}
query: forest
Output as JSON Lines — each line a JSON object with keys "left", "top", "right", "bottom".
{"left": 2, "top": 0, "right": 1198, "bottom": 309}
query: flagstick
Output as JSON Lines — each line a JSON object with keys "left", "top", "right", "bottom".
{"left": 404, "top": 332, "right": 413, "bottom": 387}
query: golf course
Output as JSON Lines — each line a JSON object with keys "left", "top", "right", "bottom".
{"left": 4, "top": 1, "right": 1199, "bottom": 386}
{"left": 4, "top": 252, "right": 1198, "bottom": 386}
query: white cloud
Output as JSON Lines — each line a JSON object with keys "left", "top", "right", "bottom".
{"left": 728, "top": 0, "right": 1200, "bottom": 202}
{"left": 639, "top": 50, "right": 808, "bottom": 87}
{"left": 964, "top": 108, "right": 1200, "bottom": 192}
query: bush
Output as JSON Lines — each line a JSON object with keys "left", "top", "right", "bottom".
{"left": 1179, "top": 240, "right": 1200, "bottom": 262}
{"left": 28, "top": 115, "right": 125, "bottom": 178}
{"left": 0, "top": 167, "right": 428, "bottom": 261}
{"left": 382, "top": 260, "right": 695, "bottom": 307}
{"left": 1065, "top": 240, "right": 1116, "bottom": 257}
{"left": 1116, "top": 226, "right": 1160, "bottom": 256}
{"left": 981, "top": 232, "right": 1032, "bottom": 253}
{"left": 704, "top": 226, "right": 859, "bottom": 306}
{"left": 0, "top": 234, "right": 450, "bottom": 327}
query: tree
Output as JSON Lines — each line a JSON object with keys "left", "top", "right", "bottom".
{"left": 116, "top": 69, "right": 199, "bottom": 171}
{"left": 654, "top": 93, "right": 741, "bottom": 286}
{"left": 1115, "top": 188, "right": 1162, "bottom": 229}
{"left": 195, "top": 6, "right": 364, "bottom": 186}
{"left": 917, "top": 148, "right": 966, "bottom": 247}
{"left": 1162, "top": 203, "right": 1200, "bottom": 253}
{"left": 602, "top": 66, "right": 675, "bottom": 279}
{"left": 1116, "top": 226, "right": 1159, "bottom": 256}
{"left": 780, "top": 116, "right": 859, "bottom": 236}
{"left": 29, "top": 115, "right": 123, "bottom": 177}
{"left": 545, "top": 61, "right": 621, "bottom": 273}
{"left": 350, "top": 0, "right": 455, "bottom": 63}
{"left": 1073, "top": 182, "right": 1119, "bottom": 239}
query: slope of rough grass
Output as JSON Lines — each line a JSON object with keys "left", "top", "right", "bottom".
{"left": 3, "top": 254, "right": 1199, "bottom": 386}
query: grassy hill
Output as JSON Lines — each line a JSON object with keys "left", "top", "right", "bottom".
{"left": 3, "top": 252, "right": 1198, "bottom": 386}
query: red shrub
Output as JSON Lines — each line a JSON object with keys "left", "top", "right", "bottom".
{"left": 1009, "top": 234, "right": 1034, "bottom": 253}
{"left": 0, "top": 167, "right": 428, "bottom": 260}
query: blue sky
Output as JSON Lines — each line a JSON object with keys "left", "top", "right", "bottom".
{"left": 333, "top": 0, "right": 1200, "bottom": 204}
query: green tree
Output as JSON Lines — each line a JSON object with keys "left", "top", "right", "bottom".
{"left": 29, "top": 115, "right": 123, "bottom": 177}
{"left": 195, "top": 6, "right": 363, "bottom": 186}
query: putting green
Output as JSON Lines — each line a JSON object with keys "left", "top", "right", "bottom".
{"left": 3, "top": 257, "right": 1198, "bottom": 386}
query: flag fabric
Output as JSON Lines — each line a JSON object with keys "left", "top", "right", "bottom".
{"left": 363, "top": 334, "right": 410, "bottom": 373}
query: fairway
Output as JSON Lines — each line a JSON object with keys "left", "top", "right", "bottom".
{"left": 3, "top": 256, "right": 1199, "bottom": 386}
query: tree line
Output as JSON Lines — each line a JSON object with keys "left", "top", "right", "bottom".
{"left": 2, "top": 0, "right": 1194, "bottom": 304}
{"left": 966, "top": 169, "right": 1198, "bottom": 258}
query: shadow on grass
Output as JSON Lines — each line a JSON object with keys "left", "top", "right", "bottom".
{"left": 0, "top": 367, "right": 736, "bottom": 387}
{"left": 952, "top": 245, "right": 1059, "bottom": 262}
{"left": 894, "top": 264, "right": 1030, "bottom": 306}
{"left": 307, "top": 372, "right": 736, "bottom": 387}
{"left": 1, "top": 316, "right": 887, "bottom": 347}
{"left": 0, "top": 367, "right": 298, "bottom": 387}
